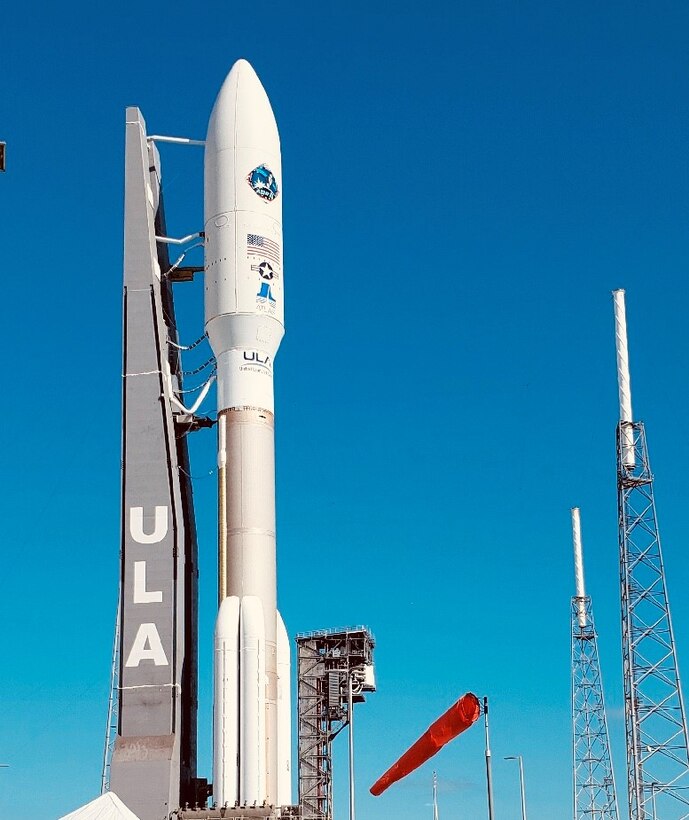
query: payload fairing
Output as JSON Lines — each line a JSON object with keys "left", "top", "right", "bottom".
{"left": 205, "top": 60, "right": 291, "bottom": 809}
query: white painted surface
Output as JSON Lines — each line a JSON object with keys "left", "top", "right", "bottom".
{"left": 204, "top": 59, "right": 284, "bottom": 415}
{"left": 613, "top": 289, "right": 635, "bottom": 467}
{"left": 571, "top": 507, "right": 587, "bottom": 628}
{"left": 240, "top": 596, "right": 266, "bottom": 805}
{"left": 129, "top": 505, "right": 168, "bottom": 544}
{"left": 132, "top": 561, "right": 163, "bottom": 604}
{"left": 124, "top": 623, "right": 169, "bottom": 668}
{"left": 205, "top": 59, "right": 290, "bottom": 808}
{"left": 276, "top": 611, "right": 292, "bottom": 806}
{"left": 213, "top": 596, "right": 240, "bottom": 807}
{"left": 58, "top": 791, "right": 141, "bottom": 819}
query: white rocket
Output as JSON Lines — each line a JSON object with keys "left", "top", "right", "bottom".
{"left": 204, "top": 59, "right": 291, "bottom": 809}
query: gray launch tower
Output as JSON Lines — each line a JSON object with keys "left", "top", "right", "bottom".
{"left": 106, "top": 109, "right": 209, "bottom": 819}
{"left": 613, "top": 290, "right": 689, "bottom": 819}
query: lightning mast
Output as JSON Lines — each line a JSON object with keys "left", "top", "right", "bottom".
{"left": 613, "top": 289, "right": 689, "bottom": 818}
{"left": 571, "top": 507, "right": 619, "bottom": 820}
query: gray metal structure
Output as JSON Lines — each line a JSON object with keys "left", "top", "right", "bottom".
{"left": 296, "top": 628, "right": 375, "bottom": 820}
{"left": 571, "top": 597, "right": 619, "bottom": 819}
{"left": 108, "top": 108, "right": 205, "bottom": 819}
{"left": 617, "top": 421, "right": 689, "bottom": 818}
{"left": 178, "top": 809, "right": 300, "bottom": 819}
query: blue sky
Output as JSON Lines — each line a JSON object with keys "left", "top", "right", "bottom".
{"left": 2, "top": 2, "right": 689, "bottom": 818}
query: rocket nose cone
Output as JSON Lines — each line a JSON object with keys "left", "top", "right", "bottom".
{"left": 207, "top": 59, "right": 279, "bottom": 152}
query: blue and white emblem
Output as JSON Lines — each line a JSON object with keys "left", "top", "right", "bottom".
{"left": 247, "top": 164, "right": 279, "bottom": 202}
{"left": 252, "top": 261, "right": 275, "bottom": 280}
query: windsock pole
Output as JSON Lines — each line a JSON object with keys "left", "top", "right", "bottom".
{"left": 484, "top": 698, "right": 495, "bottom": 820}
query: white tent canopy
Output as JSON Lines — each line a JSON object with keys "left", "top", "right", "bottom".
{"left": 58, "top": 792, "right": 141, "bottom": 820}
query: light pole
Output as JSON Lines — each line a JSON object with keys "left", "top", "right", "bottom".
{"left": 483, "top": 698, "right": 495, "bottom": 820}
{"left": 347, "top": 673, "right": 356, "bottom": 820}
{"left": 432, "top": 770, "right": 439, "bottom": 820}
{"left": 505, "top": 755, "right": 527, "bottom": 820}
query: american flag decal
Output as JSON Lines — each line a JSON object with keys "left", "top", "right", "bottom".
{"left": 247, "top": 234, "right": 281, "bottom": 266}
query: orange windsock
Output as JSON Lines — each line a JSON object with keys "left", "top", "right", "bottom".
{"left": 370, "top": 692, "right": 481, "bottom": 796}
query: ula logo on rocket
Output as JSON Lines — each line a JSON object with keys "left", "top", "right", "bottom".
{"left": 241, "top": 350, "right": 272, "bottom": 373}
{"left": 247, "top": 164, "right": 279, "bottom": 201}
{"left": 256, "top": 281, "right": 277, "bottom": 304}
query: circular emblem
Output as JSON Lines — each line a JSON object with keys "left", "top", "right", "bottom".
{"left": 247, "top": 165, "right": 279, "bottom": 202}
{"left": 257, "top": 261, "right": 274, "bottom": 280}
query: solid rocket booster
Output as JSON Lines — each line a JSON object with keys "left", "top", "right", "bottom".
{"left": 204, "top": 59, "right": 291, "bottom": 808}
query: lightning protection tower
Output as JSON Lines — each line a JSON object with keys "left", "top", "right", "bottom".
{"left": 613, "top": 289, "right": 689, "bottom": 818}
{"left": 571, "top": 507, "right": 619, "bottom": 820}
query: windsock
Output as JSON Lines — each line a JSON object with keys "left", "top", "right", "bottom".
{"left": 370, "top": 692, "right": 481, "bottom": 796}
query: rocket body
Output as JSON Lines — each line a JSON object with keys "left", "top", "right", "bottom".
{"left": 204, "top": 59, "right": 290, "bottom": 809}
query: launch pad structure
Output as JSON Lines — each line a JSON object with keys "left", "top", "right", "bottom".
{"left": 108, "top": 107, "right": 207, "bottom": 820}
{"left": 295, "top": 628, "right": 376, "bottom": 820}
{"left": 100, "top": 68, "right": 377, "bottom": 820}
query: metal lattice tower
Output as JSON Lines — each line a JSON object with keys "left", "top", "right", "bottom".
{"left": 571, "top": 508, "right": 619, "bottom": 820}
{"left": 101, "top": 596, "right": 121, "bottom": 793}
{"left": 572, "top": 598, "right": 620, "bottom": 819}
{"left": 613, "top": 290, "right": 689, "bottom": 819}
{"left": 296, "top": 627, "right": 375, "bottom": 820}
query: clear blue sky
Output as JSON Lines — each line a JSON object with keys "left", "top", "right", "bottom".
{"left": 2, "top": 2, "right": 689, "bottom": 818}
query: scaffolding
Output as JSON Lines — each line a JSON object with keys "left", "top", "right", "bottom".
{"left": 572, "top": 598, "right": 619, "bottom": 819}
{"left": 571, "top": 507, "right": 619, "bottom": 819}
{"left": 296, "top": 627, "right": 375, "bottom": 820}
{"left": 617, "top": 421, "right": 689, "bottom": 818}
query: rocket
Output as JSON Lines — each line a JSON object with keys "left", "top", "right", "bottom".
{"left": 204, "top": 60, "right": 291, "bottom": 809}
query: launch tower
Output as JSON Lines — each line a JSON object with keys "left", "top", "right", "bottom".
{"left": 296, "top": 628, "right": 375, "bottom": 820}
{"left": 613, "top": 289, "right": 689, "bottom": 819}
{"left": 570, "top": 507, "right": 619, "bottom": 820}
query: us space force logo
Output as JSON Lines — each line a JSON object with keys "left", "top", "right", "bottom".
{"left": 247, "top": 164, "right": 279, "bottom": 201}
{"left": 253, "top": 261, "right": 275, "bottom": 280}
{"left": 247, "top": 233, "right": 281, "bottom": 314}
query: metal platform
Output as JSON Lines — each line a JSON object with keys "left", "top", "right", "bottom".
{"left": 177, "top": 807, "right": 299, "bottom": 819}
